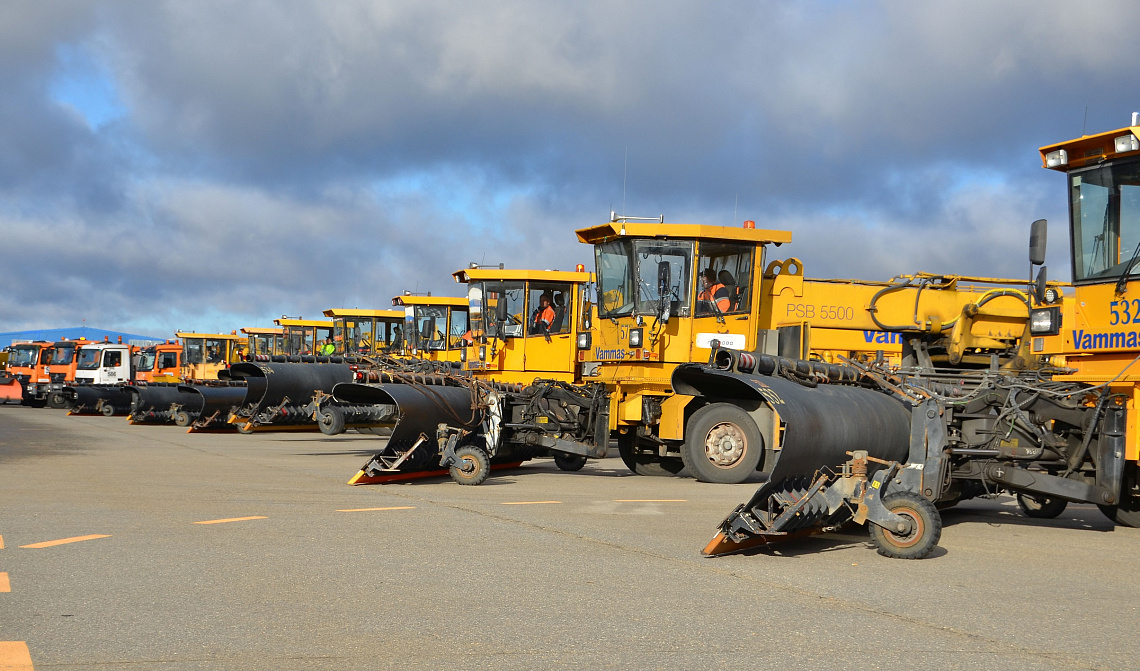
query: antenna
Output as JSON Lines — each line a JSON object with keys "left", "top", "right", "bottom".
{"left": 622, "top": 146, "right": 628, "bottom": 217}
{"left": 1083, "top": 106, "right": 1089, "bottom": 136}
{"left": 733, "top": 194, "right": 738, "bottom": 227}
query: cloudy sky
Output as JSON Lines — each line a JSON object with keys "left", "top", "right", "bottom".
{"left": 2, "top": 0, "right": 1139, "bottom": 336}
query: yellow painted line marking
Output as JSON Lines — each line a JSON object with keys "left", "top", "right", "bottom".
{"left": 193, "top": 516, "right": 267, "bottom": 525}
{"left": 0, "top": 534, "right": 4, "bottom": 549}
{"left": 0, "top": 641, "right": 33, "bottom": 670}
{"left": 336, "top": 506, "right": 415, "bottom": 512}
{"left": 501, "top": 501, "right": 561, "bottom": 505}
{"left": 20, "top": 534, "right": 111, "bottom": 549}
{"left": 0, "top": 573, "right": 9, "bottom": 592}
{"left": 614, "top": 499, "right": 687, "bottom": 503}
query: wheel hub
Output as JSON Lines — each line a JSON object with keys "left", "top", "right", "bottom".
{"left": 703, "top": 422, "right": 746, "bottom": 468}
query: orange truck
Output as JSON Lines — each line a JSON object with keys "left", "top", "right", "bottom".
{"left": 5, "top": 341, "right": 54, "bottom": 406}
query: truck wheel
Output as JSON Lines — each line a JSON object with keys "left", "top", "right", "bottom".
{"left": 1016, "top": 492, "right": 1067, "bottom": 519}
{"left": 317, "top": 406, "right": 346, "bottom": 435}
{"left": 869, "top": 492, "right": 942, "bottom": 559}
{"left": 173, "top": 410, "right": 191, "bottom": 427}
{"left": 617, "top": 433, "right": 684, "bottom": 476}
{"left": 48, "top": 392, "right": 68, "bottom": 409}
{"left": 681, "top": 403, "right": 763, "bottom": 484}
{"left": 1098, "top": 495, "right": 1140, "bottom": 528}
{"left": 553, "top": 453, "right": 587, "bottom": 472}
{"left": 449, "top": 446, "right": 490, "bottom": 486}
{"left": 100, "top": 404, "right": 116, "bottom": 417}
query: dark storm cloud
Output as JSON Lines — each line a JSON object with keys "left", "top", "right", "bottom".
{"left": 2, "top": 0, "right": 1139, "bottom": 335}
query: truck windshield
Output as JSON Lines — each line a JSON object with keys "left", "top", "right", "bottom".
{"left": 50, "top": 346, "right": 76, "bottom": 365}
{"left": 595, "top": 239, "right": 693, "bottom": 319}
{"left": 1071, "top": 157, "right": 1140, "bottom": 283}
{"left": 8, "top": 346, "right": 39, "bottom": 367}
{"left": 413, "top": 306, "right": 449, "bottom": 350}
{"left": 77, "top": 348, "right": 101, "bottom": 370}
{"left": 137, "top": 350, "right": 156, "bottom": 371}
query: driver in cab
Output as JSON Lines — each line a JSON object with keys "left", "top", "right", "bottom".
{"left": 696, "top": 268, "right": 731, "bottom": 315}
{"left": 531, "top": 292, "right": 555, "bottom": 334}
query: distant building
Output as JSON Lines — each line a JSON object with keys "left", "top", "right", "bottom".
{"left": 0, "top": 327, "right": 170, "bottom": 350}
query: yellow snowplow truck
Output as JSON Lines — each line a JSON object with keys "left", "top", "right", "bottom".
{"left": 702, "top": 114, "right": 1140, "bottom": 559}
{"left": 335, "top": 218, "right": 1038, "bottom": 486}
{"left": 577, "top": 218, "right": 1038, "bottom": 481}
{"left": 452, "top": 265, "right": 594, "bottom": 385}
{"left": 389, "top": 294, "right": 470, "bottom": 364}
{"left": 323, "top": 308, "right": 405, "bottom": 357}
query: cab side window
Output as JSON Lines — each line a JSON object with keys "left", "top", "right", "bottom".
{"left": 695, "top": 243, "right": 753, "bottom": 316}
{"left": 104, "top": 351, "right": 122, "bottom": 367}
{"left": 528, "top": 283, "right": 572, "bottom": 336}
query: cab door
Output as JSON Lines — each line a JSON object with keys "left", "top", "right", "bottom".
{"left": 523, "top": 282, "right": 576, "bottom": 376}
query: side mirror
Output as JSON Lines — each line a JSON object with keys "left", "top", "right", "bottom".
{"left": 496, "top": 297, "right": 508, "bottom": 323}
{"left": 421, "top": 317, "right": 436, "bottom": 340}
{"left": 1030, "top": 219, "right": 1047, "bottom": 266}
{"left": 1034, "top": 266, "right": 1048, "bottom": 304}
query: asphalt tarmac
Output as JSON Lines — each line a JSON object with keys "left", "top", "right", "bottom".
{"left": 1, "top": 404, "right": 1138, "bottom": 670}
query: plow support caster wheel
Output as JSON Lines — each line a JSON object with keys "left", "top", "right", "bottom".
{"left": 869, "top": 492, "right": 942, "bottom": 559}
{"left": 554, "top": 453, "right": 587, "bottom": 472}
{"left": 236, "top": 422, "right": 255, "bottom": 434}
{"left": 449, "top": 446, "right": 490, "bottom": 486}
{"left": 173, "top": 410, "right": 191, "bottom": 427}
{"left": 1016, "top": 492, "right": 1068, "bottom": 519}
{"left": 100, "top": 404, "right": 116, "bottom": 417}
{"left": 317, "top": 406, "right": 345, "bottom": 435}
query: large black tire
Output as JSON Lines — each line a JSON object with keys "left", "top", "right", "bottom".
{"left": 317, "top": 406, "right": 346, "bottom": 436}
{"left": 617, "top": 433, "right": 684, "bottom": 476}
{"left": 680, "top": 404, "right": 764, "bottom": 484}
{"left": 47, "top": 392, "right": 68, "bottom": 409}
{"left": 869, "top": 492, "right": 942, "bottom": 559}
{"left": 1016, "top": 492, "right": 1068, "bottom": 519}
{"left": 450, "top": 445, "right": 490, "bottom": 486}
{"left": 1098, "top": 495, "right": 1140, "bottom": 527}
{"left": 553, "top": 453, "right": 587, "bottom": 472}
{"left": 173, "top": 410, "right": 191, "bottom": 427}
{"left": 28, "top": 398, "right": 48, "bottom": 408}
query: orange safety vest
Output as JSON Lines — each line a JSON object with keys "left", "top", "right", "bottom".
{"left": 534, "top": 305, "right": 556, "bottom": 328}
{"left": 698, "top": 283, "right": 731, "bottom": 312}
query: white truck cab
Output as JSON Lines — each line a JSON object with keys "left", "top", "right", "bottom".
{"left": 73, "top": 343, "right": 133, "bottom": 384}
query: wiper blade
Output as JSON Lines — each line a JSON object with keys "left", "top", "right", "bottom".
{"left": 1115, "top": 239, "right": 1140, "bottom": 294}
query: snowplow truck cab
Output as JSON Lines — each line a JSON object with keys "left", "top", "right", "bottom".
{"left": 389, "top": 294, "right": 469, "bottom": 364}
{"left": 322, "top": 309, "right": 405, "bottom": 358}
{"left": 273, "top": 319, "right": 334, "bottom": 358}
{"left": 451, "top": 266, "right": 593, "bottom": 385}
{"left": 240, "top": 327, "right": 285, "bottom": 360}
{"left": 176, "top": 332, "right": 246, "bottom": 380}
{"left": 6, "top": 341, "right": 54, "bottom": 406}
{"left": 575, "top": 217, "right": 1038, "bottom": 482}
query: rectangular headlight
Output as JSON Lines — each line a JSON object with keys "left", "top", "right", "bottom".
{"left": 1029, "top": 307, "right": 1061, "bottom": 335}
{"left": 459, "top": 347, "right": 466, "bottom": 362}
{"left": 628, "top": 328, "right": 643, "bottom": 347}
{"left": 1045, "top": 149, "right": 1068, "bottom": 168}
{"left": 478, "top": 345, "right": 486, "bottom": 361}
{"left": 577, "top": 332, "right": 591, "bottom": 349}
{"left": 1116, "top": 134, "right": 1140, "bottom": 153}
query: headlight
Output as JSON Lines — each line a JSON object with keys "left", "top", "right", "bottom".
{"left": 1045, "top": 149, "right": 1068, "bottom": 168}
{"left": 460, "top": 348, "right": 466, "bottom": 362}
{"left": 577, "top": 332, "right": 591, "bottom": 350}
{"left": 1115, "top": 134, "right": 1139, "bottom": 154}
{"left": 478, "top": 345, "right": 486, "bottom": 362}
{"left": 1043, "top": 287, "right": 1059, "bottom": 304}
{"left": 1029, "top": 307, "right": 1061, "bottom": 335}
{"left": 629, "top": 328, "right": 643, "bottom": 348}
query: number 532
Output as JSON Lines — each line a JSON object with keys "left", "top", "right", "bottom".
{"left": 1109, "top": 299, "right": 1140, "bottom": 325}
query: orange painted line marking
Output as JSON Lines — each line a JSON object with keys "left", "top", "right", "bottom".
{"left": 501, "top": 501, "right": 561, "bottom": 505}
{"left": 193, "top": 516, "right": 267, "bottom": 525}
{"left": 614, "top": 499, "right": 688, "bottom": 503}
{"left": 0, "top": 573, "right": 9, "bottom": 592}
{"left": 20, "top": 534, "right": 111, "bottom": 549}
{"left": 0, "top": 641, "right": 33, "bottom": 670}
{"left": 336, "top": 506, "right": 416, "bottom": 512}
{"left": 0, "top": 534, "right": 4, "bottom": 549}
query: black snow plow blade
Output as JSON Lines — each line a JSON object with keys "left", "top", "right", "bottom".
{"left": 126, "top": 383, "right": 190, "bottom": 424}
{"left": 671, "top": 353, "right": 914, "bottom": 556}
{"left": 181, "top": 381, "right": 250, "bottom": 430}
{"left": 335, "top": 380, "right": 483, "bottom": 483}
{"left": 65, "top": 384, "right": 134, "bottom": 416}
{"left": 226, "top": 361, "right": 352, "bottom": 430}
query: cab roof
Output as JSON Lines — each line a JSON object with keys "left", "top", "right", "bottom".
{"left": 175, "top": 331, "right": 244, "bottom": 340}
{"left": 1040, "top": 125, "right": 1140, "bottom": 171}
{"left": 575, "top": 221, "right": 792, "bottom": 245}
{"left": 322, "top": 308, "right": 405, "bottom": 319}
{"left": 391, "top": 295, "right": 468, "bottom": 308}
{"left": 240, "top": 327, "right": 284, "bottom": 335}
{"left": 273, "top": 319, "right": 334, "bottom": 328}
{"left": 451, "top": 268, "right": 592, "bottom": 284}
